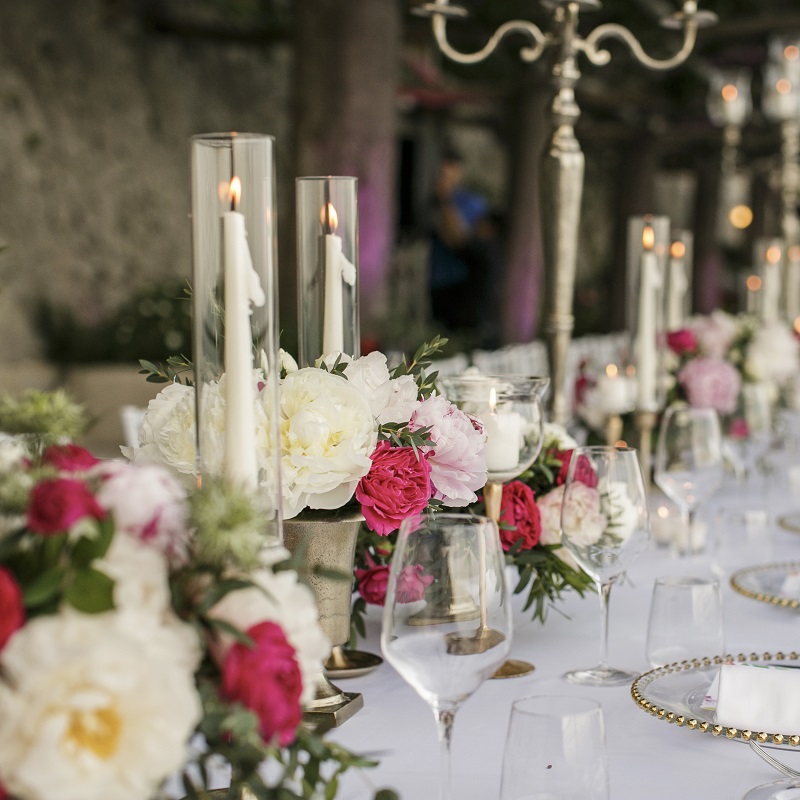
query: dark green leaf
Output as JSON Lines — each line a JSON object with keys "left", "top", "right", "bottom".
{"left": 71, "top": 516, "right": 114, "bottom": 567}
{"left": 65, "top": 567, "right": 115, "bottom": 613}
{"left": 22, "top": 565, "right": 65, "bottom": 607}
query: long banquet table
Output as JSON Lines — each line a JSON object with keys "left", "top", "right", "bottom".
{"left": 328, "top": 475, "right": 800, "bottom": 800}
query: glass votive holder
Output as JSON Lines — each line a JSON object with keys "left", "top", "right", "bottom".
{"left": 438, "top": 375, "right": 548, "bottom": 483}
{"left": 296, "top": 176, "right": 359, "bottom": 366}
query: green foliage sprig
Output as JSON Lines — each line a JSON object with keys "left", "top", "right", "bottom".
{"left": 0, "top": 389, "right": 88, "bottom": 443}
{"left": 139, "top": 355, "right": 194, "bottom": 385}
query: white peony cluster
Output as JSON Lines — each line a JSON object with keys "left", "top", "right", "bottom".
{"left": 542, "top": 422, "right": 578, "bottom": 452}
{"left": 536, "top": 484, "right": 580, "bottom": 571}
{"left": 207, "top": 558, "right": 330, "bottom": 705}
{"left": 0, "top": 611, "right": 201, "bottom": 800}
{"left": 561, "top": 483, "right": 607, "bottom": 548}
{"left": 599, "top": 480, "right": 639, "bottom": 543}
{"left": 280, "top": 368, "right": 378, "bottom": 518}
{"left": 744, "top": 322, "right": 800, "bottom": 384}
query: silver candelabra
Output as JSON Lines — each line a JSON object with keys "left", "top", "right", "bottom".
{"left": 414, "top": 0, "right": 716, "bottom": 425}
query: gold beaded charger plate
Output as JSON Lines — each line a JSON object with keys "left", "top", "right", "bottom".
{"left": 631, "top": 651, "right": 800, "bottom": 749}
{"left": 730, "top": 563, "right": 800, "bottom": 610}
{"left": 778, "top": 513, "right": 800, "bottom": 534}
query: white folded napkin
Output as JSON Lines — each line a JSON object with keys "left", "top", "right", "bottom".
{"left": 715, "top": 663, "right": 800, "bottom": 733}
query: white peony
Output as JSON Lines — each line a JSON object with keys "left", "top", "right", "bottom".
{"left": 380, "top": 373, "right": 421, "bottom": 425}
{"left": 208, "top": 567, "right": 330, "bottom": 705}
{"left": 542, "top": 422, "right": 578, "bottom": 452}
{"left": 561, "top": 482, "right": 607, "bottom": 548}
{"left": 744, "top": 323, "right": 800, "bottom": 384}
{"left": 278, "top": 348, "right": 299, "bottom": 375}
{"left": 0, "top": 612, "right": 201, "bottom": 800}
{"left": 599, "top": 480, "right": 639, "bottom": 543}
{"left": 280, "top": 368, "right": 377, "bottom": 518}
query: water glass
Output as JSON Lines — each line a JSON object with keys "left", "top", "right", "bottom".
{"left": 500, "top": 695, "right": 609, "bottom": 800}
{"left": 645, "top": 575, "right": 724, "bottom": 668}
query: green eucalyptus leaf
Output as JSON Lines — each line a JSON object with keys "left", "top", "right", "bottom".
{"left": 65, "top": 567, "right": 115, "bottom": 613}
{"left": 22, "top": 565, "right": 65, "bottom": 607}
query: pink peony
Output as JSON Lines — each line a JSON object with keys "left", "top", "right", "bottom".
{"left": 688, "top": 311, "right": 738, "bottom": 359}
{"left": 0, "top": 567, "right": 24, "bottom": 651}
{"left": 26, "top": 478, "right": 106, "bottom": 534}
{"left": 409, "top": 394, "right": 487, "bottom": 506}
{"left": 678, "top": 357, "right": 741, "bottom": 415}
{"left": 497, "top": 480, "right": 541, "bottom": 552}
{"left": 93, "top": 461, "right": 190, "bottom": 565}
{"left": 221, "top": 620, "right": 303, "bottom": 747}
{"left": 356, "top": 441, "right": 431, "bottom": 536}
{"left": 396, "top": 564, "right": 434, "bottom": 603}
{"left": 667, "top": 329, "right": 699, "bottom": 356}
{"left": 537, "top": 485, "right": 580, "bottom": 571}
{"left": 355, "top": 562, "right": 390, "bottom": 606}
{"left": 41, "top": 444, "right": 99, "bottom": 473}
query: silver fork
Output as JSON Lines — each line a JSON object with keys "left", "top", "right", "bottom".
{"left": 749, "top": 740, "right": 800, "bottom": 781}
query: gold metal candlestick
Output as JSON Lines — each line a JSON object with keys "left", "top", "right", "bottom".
{"left": 635, "top": 410, "right": 658, "bottom": 486}
{"left": 414, "top": 0, "right": 715, "bottom": 425}
{"left": 604, "top": 414, "right": 623, "bottom": 447}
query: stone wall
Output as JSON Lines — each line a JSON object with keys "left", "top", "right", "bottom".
{"left": 0, "top": 0, "right": 292, "bottom": 362}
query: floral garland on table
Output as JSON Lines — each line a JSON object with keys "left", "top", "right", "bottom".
{"left": 665, "top": 311, "right": 800, "bottom": 422}
{"left": 0, "top": 430, "right": 392, "bottom": 800}
{"left": 350, "top": 422, "right": 593, "bottom": 636}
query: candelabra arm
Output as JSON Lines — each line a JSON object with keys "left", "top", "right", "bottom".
{"left": 577, "top": 19, "right": 698, "bottom": 70}
{"left": 432, "top": 11, "right": 549, "bottom": 65}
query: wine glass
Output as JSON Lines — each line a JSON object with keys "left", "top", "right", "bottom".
{"left": 381, "top": 513, "right": 512, "bottom": 800}
{"left": 654, "top": 405, "right": 725, "bottom": 555}
{"left": 736, "top": 382, "right": 775, "bottom": 484}
{"left": 560, "top": 446, "right": 650, "bottom": 686}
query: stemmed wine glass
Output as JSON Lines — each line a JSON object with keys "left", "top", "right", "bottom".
{"left": 560, "top": 446, "right": 650, "bottom": 686}
{"left": 736, "top": 382, "right": 775, "bottom": 485}
{"left": 381, "top": 513, "right": 512, "bottom": 800}
{"left": 654, "top": 404, "right": 725, "bottom": 555}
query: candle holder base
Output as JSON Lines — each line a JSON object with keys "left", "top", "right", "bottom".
{"left": 446, "top": 626, "right": 506, "bottom": 656}
{"left": 490, "top": 658, "right": 536, "bottom": 679}
{"left": 635, "top": 409, "right": 658, "bottom": 486}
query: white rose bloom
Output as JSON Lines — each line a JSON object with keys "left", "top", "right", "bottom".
{"left": 381, "top": 374, "right": 421, "bottom": 425}
{"left": 542, "top": 422, "right": 578, "bottom": 452}
{"left": 599, "top": 480, "right": 639, "bottom": 543}
{"left": 561, "top": 482, "right": 607, "bottom": 548}
{"left": 342, "top": 352, "right": 393, "bottom": 420}
{"left": 744, "top": 323, "right": 800, "bottom": 384}
{"left": 280, "top": 368, "right": 377, "bottom": 518}
{"left": 0, "top": 612, "right": 201, "bottom": 800}
{"left": 208, "top": 568, "right": 330, "bottom": 705}
{"left": 278, "top": 348, "right": 299, "bottom": 374}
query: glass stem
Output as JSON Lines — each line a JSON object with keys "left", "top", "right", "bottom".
{"left": 685, "top": 507, "right": 697, "bottom": 553}
{"left": 435, "top": 707, "right": 455, "bottom": 800}
{"left": 597, "top": 579, "right": 614, "bottom": 670}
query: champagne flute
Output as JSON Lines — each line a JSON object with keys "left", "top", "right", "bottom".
{"left": 654, "top": 405, "right": 725, "bottom": 554}
{"left": 381, "top": 513, "right": 512, "bottom": 800}
{"left": 560, "top": 446, "right": 650, "bottom": 686}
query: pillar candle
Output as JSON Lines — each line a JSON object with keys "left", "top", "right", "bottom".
{"left": 666, "top": 241, "right": 689, "bottom": 330}
{"left": 483, "top": 389, "right": 522, "bottom": 473}
{"left": 322, "top": 203, "right": 357, "bottom": 356}
{"left": 636, "top": 227, "right": 660, "bottom": 410}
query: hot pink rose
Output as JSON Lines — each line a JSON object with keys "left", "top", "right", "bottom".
{"left": 221, "top": 620, "right": 303, "bottom": 747}
{"left": 728, "top": 417, "right": 749, "bottom": 439}
{"left": 26, "top": 478, "right": 106, "bottom": 534}
{"left": 355, "top": 562, "right": 390, "bottom": 606}
{"left": 497, "top": 481, "right": 541, "bottom": 552}
{"left": 678, "top": 357, "right": 741, "bottom": 415}
{"left": 0, "top": 567, "right": 24, "bottom": 651}
{"left": 356, "top": 441, "right": 432, "bottom": 536}
{"left": 396, "top": 564, "right": 434, "bottom": 603}
{"left": 557, "top": 450, "right": 598, "bottom": 488}
{"left": 41, "top": 444, "right": 99, "bottom": 473}
{"left": 667, "top": 329, "right": 699, "bottom": 356}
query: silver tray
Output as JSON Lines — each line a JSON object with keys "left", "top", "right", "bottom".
{"left": 730, "top": 563, "right": 800, "bottom": 610}
{"left": 631, "top": 651, "right": 800, "bottom": 748}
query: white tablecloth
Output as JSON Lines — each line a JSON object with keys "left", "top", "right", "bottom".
{"left": 328, "top": 477, "right": 800, "bottom": 800}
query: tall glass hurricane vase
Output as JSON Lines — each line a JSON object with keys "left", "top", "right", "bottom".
{"left": 381, "top": 513, "right": 512, "bottom": 800}
{"left": 190, "top": 133, "right": 282, "bottom": 542}
{"left": 560, "top": 446, "right": 650, "bottom": 686}
{"left": 296, "top": 176, "right": 359, "bottom": 367}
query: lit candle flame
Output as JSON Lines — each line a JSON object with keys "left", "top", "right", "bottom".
{"left": 642, "top": 225, "right": 655, "bottom": 250}
{"left": 746, "top": 274, "right": 762, "bottom": 292}
{"left": 786, "top": 45, "right": 800, "bottom": 62}
{"left": 320, "top": 202, "right": 339, "bottom": 233}
{"left": 229, "top": 176, "right": 242, "bottom": 209}
{"left": 670, "top": 241, "right": 686, "bottom": 259}
{"left": 794, "top": 316, "right": 800, "bottom": 335}
{"left": 489, "top": 387, "right": 497, "bottom": 414}
{"left": 777, "top": 78, "right": 793, "bottom": 95}
{"left": 790, "top": 245, "right": 800, "bottom": 262}
{"left": 766, "top": 245, "right": 782, "bottom": 264}
{"left": 729, "top": 205, "right": 753, "bottom": 229}
{"left": 721, "top": 84, "right": 738, "bottom": 102}
{"left": 605, "top": 363, "right": 618, "bottom": 378}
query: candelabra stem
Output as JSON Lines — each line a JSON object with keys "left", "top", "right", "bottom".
{"left": 542, "top": 3, "right": 583, "bottom": 426}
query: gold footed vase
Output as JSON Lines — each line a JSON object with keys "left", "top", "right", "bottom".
{"left": 282, "top": 510, "right": 365, "bottom": 729}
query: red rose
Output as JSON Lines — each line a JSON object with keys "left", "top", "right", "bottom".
{"left": 0, "top": 567, "right": 24, "bottom": 651}
{"left": 396, "top": 564, "right": 434, "bottom": 603}
{"left": 221, "top": 620, "right": 303, "bottom": 747}
{"left": 667, "top": 328, "right": 699, "bottom": 356}
{"left": 26, "top": 478, "right": 106, "bottom": 534}
{"left": 356, "top": 442, "right": 432, "bottom": 536}
{"left": 42, "top": 444, "right": 99, "bottom": 473}
{"left": 497, "top": 481, "right": 541, "bottom": 552}
{"left": 355, "top": 563, "right": 390, "bottom": 606}
{"left": 557, "top": 450, "right": 598, "bottom": 488}
{"left": 728, "top": 417, "right": 749, "bottom": 439}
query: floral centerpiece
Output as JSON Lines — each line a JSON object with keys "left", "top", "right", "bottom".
{"left": 0, "top": 431, "right": 393, "bottom": 800}
{"left": 350, "top": 421, "right": 593, "bottom": 634}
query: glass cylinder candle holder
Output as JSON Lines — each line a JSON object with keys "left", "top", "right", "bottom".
{"left": 665, "top": 229, "right": 693, "bottom": 331}
{"left": 190, "top": 132, "right": 281, "bottom": 541}
{"left": 753, "top": 237, "right": 784, "bottom": 323}
{"left": 706, "top": 68, "right": 752, "bottom": 128}
{"left": 438, "top": 375, "right": 548, "bottom": 484}
{"left": 786, "top": 244, "right": 800, "bottom": 325}
{"left": 297, "top": 176, "right": 359, "bottom": 366}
